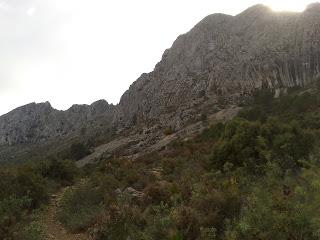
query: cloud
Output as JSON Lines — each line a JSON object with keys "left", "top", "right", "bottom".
{"left": 0, "top": 0, "right": 65, "bottom": 92}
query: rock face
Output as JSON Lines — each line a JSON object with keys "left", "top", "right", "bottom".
{"left": 116, "top": 3, "right": 320, "bottom": 129}
{"left": 0, "top": 100, "right": 115, "bottom": 145}
{"left": 1, "top": 3, "right": 320, "bottom": 146}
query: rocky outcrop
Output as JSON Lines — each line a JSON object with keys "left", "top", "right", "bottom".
{"left": 75, "top": 106, "right": 241, "bottom": 167}
{"left": 1, "top": 3, "right": 320, "bottom": 147}
{"left": 0, "top": 100, "right": 115, "bottom": 145}
{"left": 116, "top": 3, "right": 320, "bottom": 129}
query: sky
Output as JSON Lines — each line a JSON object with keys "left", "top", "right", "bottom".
{"left": 0, "top": 0, "right": 314, "bottom": 115}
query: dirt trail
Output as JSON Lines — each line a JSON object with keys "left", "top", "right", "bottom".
{"left": 44, "top": 188, "right": 89, "bottom": 240}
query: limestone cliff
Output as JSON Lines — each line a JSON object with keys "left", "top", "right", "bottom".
{"left": 116, "top": 3, "right": 320, "bottom": 129}
{"left": 1, "top": 3, "right": 320, "bottom": 146}
{"left": 0, "top": 100, "right": 115, "bottom": 145}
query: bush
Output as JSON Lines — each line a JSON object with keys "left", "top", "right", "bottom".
{"left": 0, "top": 196, "right": 31, "bottom": 239}
{"left": 172, "top": 206, "right": 200, "bottom": 239}
{"left": 229, "top": 166, "right": 320, "bottom": 240}
{"left": 210, "top": 119, "right": 268, "bottom": 172}
{"left": 144, "top": 202, "right": 176, "bottom": 240}
{"left": 15, "top": 168, "right": 49, "bottom": 208}
{"left": 199, "top": 123, "right": 224, "bottom": 141}
{"left": 93, "top": 203, "right": 147, "bottom": 240}
{"left": 58, "top": 183, "right": 104, "bottom": 232}
{"left": 59, "top": 142, "right": 91, "bottom": 161}
{"left": 200, "top": 227, "right": 217, "bottom": 240}
{"left": 144, "top": 182, "right": 173, "bottom": 205}
{"left": 17, "top": 222, "right": 46, "bottom": 240}
{"left": 0, "top": 167, "right": 49, "bottom": 239}
{"left": 69, "top": 142, "right": 91, "bottom": 160}
{"left": 164, "top": 127, "right": 175, "bottom": 136}
{"left": 37, "top": 157, "right": 78, "bottom": 185}
{"left": 210, "top": 117, "right": 315, "bottom": 173}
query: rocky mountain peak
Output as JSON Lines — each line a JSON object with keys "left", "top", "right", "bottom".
{"left": 2, "top": 4, "right": 320, "bottom": 147}
{"left": 116, "top": 4, "right": 320, "bottom": 129}
{"left": 0, "top": 100, "right": 115, "bottom": 145}
{"left": 305, "top": 2, "right": 320, "bottom": 12}
{"left": 7, "top": 102, "right": 54, "bottom": 117}
{"left": 237, "top": 4, "right": 272, "bottom": 17}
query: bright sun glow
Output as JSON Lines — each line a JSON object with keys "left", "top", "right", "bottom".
{"left": 264, "top": 0, "right": 308, "bottom": 12}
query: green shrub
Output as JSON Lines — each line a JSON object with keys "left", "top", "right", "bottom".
{"left": 229, "top": 166, "right": 320, "bottom": 240}
{"left": 15, "top": 168, "right": 49, "bottom": 208}
{"left": 17, "top": 222, "right": 46, "bottom": 240}
{"left": 210, "top": 117, "right": 315, "bottom": 173}
{"left": 144, "top": 202, "right": 176, "bottom": 240}
{"left": 210, "top": 119, "right": 268, "bottom": 172}
{"left": 0, "top": 167, "right": 49, "bottom": 238}
{"left": 172, "top": 206, "right": 200, "bottom": 239}
{"left": 144, "top": 182, "right": 173, "bottom": 205}
{"left": 69, "top": 142, "right": 91, "bottom": 160}
{"left": 199, "top": 122, "right": 225, "bottom": 142}
{"left": 58, "top": 183, "right": 104, "bottom": 232}
{"left": 93, "top": 203, "right": 148, "bottom": 240}
{"left": 35, "top": 157, "right": 78, "bottom": 186}
{"left": 0, "top": 196, "right": 31, "bottom": 239}
{"left": 200, "top": 227, "right": 217, "bottom": 240}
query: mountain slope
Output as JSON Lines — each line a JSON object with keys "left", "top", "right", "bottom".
{"left": 117, "top": 3, "right": 320, "bottom": 129}
{"left": 3, "top": 4, "right": 320, "bottom": 239}
{"left": 0, "top": 100, "right": 115, "bottom": 145}
{"left": 1, "top": 3, "right": 320, "bottom": 149}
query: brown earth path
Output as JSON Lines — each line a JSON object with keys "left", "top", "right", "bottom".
{"left": 43, "top": 187, "right": 90, "bottom": 240}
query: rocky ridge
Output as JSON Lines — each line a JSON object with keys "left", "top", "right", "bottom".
{"left": 116, "top": 3, "right": 320, "bottom": 129}
{"left": 1, "top": 3, "right": 320, "bottom": 147}
{"left": 0, "top": 100, "right": 115, "bottom": 145}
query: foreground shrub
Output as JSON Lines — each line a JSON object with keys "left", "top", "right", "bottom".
{"left": 172, "top": 206, "right": 200, "bottom": 239}
{"left": 68, "top": 142, "right": 91, "bottom": 161}
{"left": 210, "top": 118, "right": 315, "bottom": 173}
{"left": 15, "top": 168, "right": 49, "bottom": 208}
{"left": 17, "top": 222, "right": 46, "bottom": 240}
{"left": 144, "top": 181, "right": 174, "bottom": 205}
{"left": 58, "top": 183, "right": 104, "bottom": 232}
{"left": 228, "top": 164, "right": 320, "bottom": 240}
{"left": 93, "top": 202, "right": 148, "bottom": 240}
{"left": 37, "top": 158, "right": 78, "bottom": 186}
{"left": 0, "top": 196, "right": 31, "bottom": 239}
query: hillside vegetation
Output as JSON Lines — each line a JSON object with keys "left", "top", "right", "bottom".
{"left": 2, "top": 85, "right": 320, "bottom": 239}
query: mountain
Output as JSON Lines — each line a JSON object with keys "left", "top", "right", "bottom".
{"left": 0, "top": 100, "right": 115, "bottom": 145}
{"left": 116, "top": 3, "right": 320, "bottom": 129}
{"left": 1, "top": 3, "right": 320, "bottom": 147}
{"left": 3, "top": 4, "right": 320, "bottom": 238}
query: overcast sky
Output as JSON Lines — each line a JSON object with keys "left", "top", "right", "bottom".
{"left": 0, "top": 0, "right": 313, "bottom": 115}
